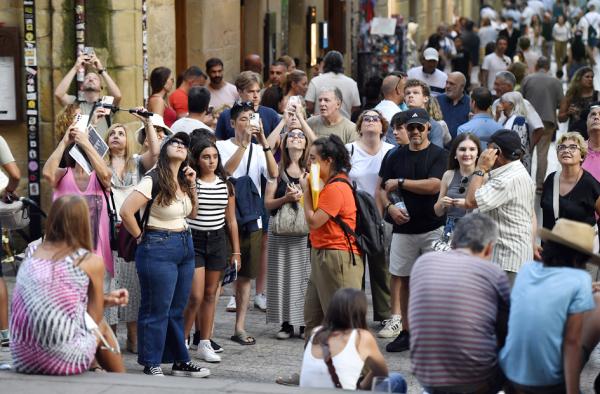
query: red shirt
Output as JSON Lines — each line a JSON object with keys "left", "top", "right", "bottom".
{"left": 309, "top": 174, "right": 359, "bottom": 251}
{"left": 168, "top": 88, "right": 188, "bottom": 117}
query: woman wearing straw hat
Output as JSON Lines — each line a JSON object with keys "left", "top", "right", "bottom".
{"left": 499, "top": 219, "right": 600, "bottom": 394}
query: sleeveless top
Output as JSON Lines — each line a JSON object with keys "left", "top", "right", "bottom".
{"left": 299, "top": 328, "right": 364, "bottom": 390}
{"left": 10, "top": 245, "right": 97, "bottom": 375}
{"left": 569, "top": 91, "right": 599, "bottom": 140}
{"left": 52, "top": 168, "right": 113, "bottom": 276}
{"left": 446, "top": 170, "right": 470, "bottom": 219}
{"left": 110, "top": 155, "right": 144, "bottom": 221}
{"left": 163, "top": 106, "right": 177, "bottom": 128}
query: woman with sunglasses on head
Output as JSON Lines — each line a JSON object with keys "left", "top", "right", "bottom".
{"left": 264, "top": 128, "right": 310, "bottom": 340}
{"left": 434, "top": 133, "right": 482, "bottom": 237}
{"left": 541, "top": 131, "right": 600, "bottom": 237}
{"left": 346, "top": 109, "right": 394, "bottom": 330}
{"left": 120, "top": 132, "right": 208, "bottom": 378}
{"left": 147, "top": 67, "right": 177, "bottom": 127}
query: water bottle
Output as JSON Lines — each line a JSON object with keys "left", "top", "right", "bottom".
{"left": 389, "top": 191, "right": 409, "bottom": 221}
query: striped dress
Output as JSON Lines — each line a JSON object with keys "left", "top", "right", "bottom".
{"left": 10, "top": 246, "right": 97, "bottom": 375}
{"left": 266, "top": 175, "right": 311, "bottom": 326}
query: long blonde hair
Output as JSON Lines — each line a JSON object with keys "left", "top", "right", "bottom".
{"left": 104, "top": 123, "right": 138, "bottom": 174}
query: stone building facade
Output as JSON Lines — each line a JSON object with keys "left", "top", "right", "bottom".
{"left": 1, "top": 0, "right": 479, "bottom": 211}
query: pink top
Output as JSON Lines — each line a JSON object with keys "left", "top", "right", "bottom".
{"left": 163, "top": 106, "right": 177, "bottom": 127}
{"left": 52, "top": 168, "right": 113, "bottom": 275}
{"left": 583, "top": 143, "right": 600, "bottom": 183}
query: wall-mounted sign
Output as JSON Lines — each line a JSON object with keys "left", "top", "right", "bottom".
{"left": 0, "top": 27, "right": 23, "bottom": 123}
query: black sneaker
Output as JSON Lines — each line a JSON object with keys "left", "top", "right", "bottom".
{"left": 386, "top": 330, "right": 410, "bottom": 352}
{"left": 210, "top": 339, "right": 223, "bottom": 353}
{"left": 171, "top": 360, "right": 210, "bottom": 378}
{"left": 276, "top": 322, "right": 294, "bottom": 340}
{"left": 143, "top": 366, "right": 165, "bottom": 376}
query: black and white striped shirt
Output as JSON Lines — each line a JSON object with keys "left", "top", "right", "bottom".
{"left": 187, "top": 176, "right": 229, "bottom": 231}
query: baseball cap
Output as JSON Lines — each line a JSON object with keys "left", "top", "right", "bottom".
{"left": 489, "top": 129, "right": 523, "bottom": 160}
{"left": 423, "top": 47, "right": 439, "bottom": 61}
{"left": 404, "top": 108, "right": 430, "bottom": 125}
{"left": 161, "top": 131, "right": 191, "bottom": 150}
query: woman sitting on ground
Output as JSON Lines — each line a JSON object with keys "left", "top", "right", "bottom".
{"left": 300, "top": 288, "right": 407, "bottom": 392}
{"left": 10, "top": 195, "right": 128, "bottom": 374}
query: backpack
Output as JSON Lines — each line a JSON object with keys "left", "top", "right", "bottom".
{"left": 230, "top": 143, "right": 264, "bottom": 234}
{"left": 328, "top": 177, "right": 385, "bottom": 263}
{"left": 586, "top": 16, "right": 599, "bottom": 47}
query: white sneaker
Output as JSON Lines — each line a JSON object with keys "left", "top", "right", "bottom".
{"left": 378, "top": 317, "right": 402, "bottom": 338}
{"left": 196, "top": 340, "right": 221, "bottom": 363}
{"left": 226, "top": 296, "right": 236, "bottom": 312}
{"left": 254, "top": 293, "right": 267, "bottom": 312}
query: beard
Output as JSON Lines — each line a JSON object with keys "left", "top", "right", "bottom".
{"left": 211, "top": 76, "right": 223, "bottom": 85}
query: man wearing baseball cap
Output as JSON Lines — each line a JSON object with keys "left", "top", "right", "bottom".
{"left": 377, "top": 107, "right": 448, "bottom": 351}
{"left": 465, "top": 129, "right": 536, "bottom": 281}
{"left": 407, "top": 47, "right": 448, "bottom": 96}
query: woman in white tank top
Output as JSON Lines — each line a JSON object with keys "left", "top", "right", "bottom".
{"left": 299, "top": 288, "right": 407, "bottom": 392}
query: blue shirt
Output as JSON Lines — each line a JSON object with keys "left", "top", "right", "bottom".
{"left": 499, "top": 261, "right": 595, "bottom": 386}
{"left": 215, "top": 105, "right": 281, "bottom": 140}
{"left": 437, "top": 94, "right": 471, "bottom": 139}
{"left": 457, "top": 113, "right": 502, "bottom": 148}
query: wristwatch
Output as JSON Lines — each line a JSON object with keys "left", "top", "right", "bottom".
{"left": 473, "top": 170, "right": 486, "bottom": 177}
{"left": 397, "top": 178, "right": 405, "bottom": 189}
{"left": 98, "top": 68, "right": 106, "bottom": 75}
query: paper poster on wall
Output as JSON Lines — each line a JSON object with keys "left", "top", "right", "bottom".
{"left": 0, "top": 57, "right": 17, "bottom": 121}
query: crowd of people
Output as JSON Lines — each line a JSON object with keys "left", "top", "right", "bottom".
{"left": 4, "top": 1, "right": 600, "bottom": 392}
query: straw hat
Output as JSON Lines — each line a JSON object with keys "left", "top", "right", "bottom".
{"left": 135, "top": 113, "right": 173, "bottom": 145}
{"left": 538, "top": 219, "right": 600, "bottom": 264}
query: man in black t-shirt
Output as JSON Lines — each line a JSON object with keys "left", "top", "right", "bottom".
{"left": 376, "top": 108, "right": 448, "bottom": 353}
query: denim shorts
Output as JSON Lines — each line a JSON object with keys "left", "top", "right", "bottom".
{"left": 191, "top": 227, "right": 228, "bottom": 271}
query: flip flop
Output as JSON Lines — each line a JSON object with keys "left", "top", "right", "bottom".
{"left": 230, "top": 331, "right": 256, "bottom": 345}
{"left": 276, "top": 373, "right": 300, "bottom": 386}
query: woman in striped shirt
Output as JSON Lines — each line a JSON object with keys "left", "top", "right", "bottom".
{"left": 184, "top": 139, "right": 240, "bottom": 363}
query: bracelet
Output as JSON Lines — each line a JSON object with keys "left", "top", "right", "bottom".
{"left": 263, "top": 146, "right": 271, "bottom": 152}
{"left": 232, "top": 252, "right": 241, "bottom": 255}
{"left": 135, "top": 232, "right": 143, "bottom": 240}
{"left": 385, "top": 202, "right": 393, "bottom": 212}
{"left": 240, "top": 143, "right": 247, "bottom": 149}
{"left": 98, "top": 68, "right": 106, "bottom": 75}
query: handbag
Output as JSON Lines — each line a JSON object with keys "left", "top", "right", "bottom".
{"left": 271, "top": 172, "right": 309, "bottom": 236}
{"left": 0, "top": 199, "right": 30, "bottom": 230}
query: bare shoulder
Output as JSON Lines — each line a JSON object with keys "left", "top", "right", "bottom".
{"left": 441, "top": 169, "right": 454, "bottom": 184}
{"left": 77, "top": 252, "right": 105, "bottom": 278}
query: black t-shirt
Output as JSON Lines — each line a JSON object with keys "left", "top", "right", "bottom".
{"left": 378, "top": 144, "right": 448, "bottom": 234}
{"left": 451, "top": 49, "right": 471, "bottom": 80}
{"left": 541, "top": 170, "right": 600, "bottom": 229}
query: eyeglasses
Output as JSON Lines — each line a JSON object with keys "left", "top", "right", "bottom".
{"left": 406, "top": 124, "right": 425, "bottom": 132}
{"left": 288, "top": 131, "right": 305, "bottom": 139}
{"left": 458, "top": 176, "right": 469, "bottom": 194}
{"left": 363, "top": 115, "right": 381, "bottom": 123}
{"left": 168, "top": 139, "right": 188, "bottom": 149}
{"left": 557, "top": 144, "right": 580, "bottom": 152}
{"left": 234, "top": 100, "right": 254, "bottom": 109}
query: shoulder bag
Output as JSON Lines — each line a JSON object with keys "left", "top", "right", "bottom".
{"left": 271, "top": 171, "right": 309, "bottom": 236}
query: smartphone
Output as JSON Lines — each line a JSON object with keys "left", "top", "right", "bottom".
{"left": 100, "top": 95, "right": 114, "bottom": 109}
{"left": 287, "top": 95, "right": 301, "bottom": 111}
{"left": 249, "top": 112, "right": 260, "bottom": 128}
{"left": 74, "top": 113, "right": 89, "bottom": 131}
{"left": 83, "top": 46, "right": 95, "bottom": 59}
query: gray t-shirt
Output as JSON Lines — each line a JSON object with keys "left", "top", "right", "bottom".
{"left": 307, "top": 115, "right": 358, "bottom": 144}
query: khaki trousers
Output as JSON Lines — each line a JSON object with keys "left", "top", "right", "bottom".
{"left": 304, "top": 248, "right": 364, "bottom": 337}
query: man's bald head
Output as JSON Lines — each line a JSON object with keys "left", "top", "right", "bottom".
{"left": 380, "top": 75, "right": 404, "bottom": 104}
{"left": 445, "top": 72, "right": 466, "bottom": 100}
{"left": 243, "top": 54, "right": 263, "bottom": 74}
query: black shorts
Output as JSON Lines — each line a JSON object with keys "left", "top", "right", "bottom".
{"left": 191, "top": 227, "right": 228, "bottom": 271}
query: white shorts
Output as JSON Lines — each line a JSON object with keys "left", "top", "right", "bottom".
{"left": 389, "top": 227, "right": 444, "bottom": 277}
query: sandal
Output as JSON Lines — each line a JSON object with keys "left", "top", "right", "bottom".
{"left": 276, "top": 372, "right": 300, "bottom": 386}
{"left": 230, "top": 331, "right": 256, "bottom": 345}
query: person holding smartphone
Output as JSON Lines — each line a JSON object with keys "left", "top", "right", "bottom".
{"left": 119, "top": 132, "right": 207, "bottom": 378}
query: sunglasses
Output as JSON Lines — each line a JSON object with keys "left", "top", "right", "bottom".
{"left": 363, "top": 115, "right": 381, "bottom": 123}
{"left": 406, "top": 124, "right": 425, "bottom": 132}
{"left": 557, "top": 144, "right": 580, "bottom": 153}
{"left": 234, "top": 100, "right": 254, "bottom": 109}
{"left": 458, "top": 176, "right": 469, "bottom": 194}
{"left": 168, "top": 138, "right": 188, "bottom": 149}
{"left": 288, "top": 131, "right": 305, "bottom": 139}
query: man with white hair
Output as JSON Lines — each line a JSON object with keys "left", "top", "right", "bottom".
{"left": 407, "top": 48, "right": 448, "bottom": 96}
{"left": 306, "top": 87, "right": 358, "bottom": 144}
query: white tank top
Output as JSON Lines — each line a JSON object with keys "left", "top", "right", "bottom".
{"left": 299, "top": 328, "right": 364, "bottom": 390}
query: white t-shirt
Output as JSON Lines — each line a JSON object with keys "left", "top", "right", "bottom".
{"left": 305, "top": 72, "right": 361, "bottom": 119}
{"left": 170, "top": 117, "right": 212, "bottom": 135}
{"left": 346, "top": 141, "right": 394, "bottom": 198}
{"left": 208, "top": 82, "right": 239, "bottom": 110}
{"left": 552, "top": 23, "right": 570, "bottom": 42}
{"left": 481, "top": 53, "right": 511, "bottom": 92}
{"left": 374, "top": 99, "right": 401, "bottom": 123}
{"left": 492, "top": 98, "right": 544, "bottom": 131}
{"left": 406, "top": 66, "right": 448, "bottom": 97}
{"left": 216, "top": 139, "right": 271, "bottom": 197}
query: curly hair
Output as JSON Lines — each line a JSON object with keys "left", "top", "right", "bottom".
{"left": 311, "top": 134, "right": 351, "bottom": 175}
{"left": 55, "top": 103, "right": 80, "bottom": 143}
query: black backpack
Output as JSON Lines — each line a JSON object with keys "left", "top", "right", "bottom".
{"left": 328, "top": 177, "right": 385, "bottom": 264}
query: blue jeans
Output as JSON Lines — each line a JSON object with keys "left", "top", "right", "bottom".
{"left": 373, "top": 372, "right": 407, "bottom": 393}
{"left": 136, "top": 229, "right": 194, "bottom": 367}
